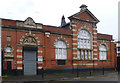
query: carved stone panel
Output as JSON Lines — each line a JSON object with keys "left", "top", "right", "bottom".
{"left": 23, "top": 36, "right": 37, "bottom": 45}
{"left": 16, "top": 17, "right": 42, "bottom": 29}
{"left": 20, "top": 31, "right": 40, "bottom": 46}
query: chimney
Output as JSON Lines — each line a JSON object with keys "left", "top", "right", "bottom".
{"left": 80, "top": 4, "right": 88, "bottom": 11}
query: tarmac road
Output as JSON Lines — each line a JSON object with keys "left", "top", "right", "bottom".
{"left": 1, "top": 72, "right": 120, "bottom": 83}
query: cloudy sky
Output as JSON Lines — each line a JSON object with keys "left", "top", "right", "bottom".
{"left": 0, "top": 0, "right": 119, "bottom": 41}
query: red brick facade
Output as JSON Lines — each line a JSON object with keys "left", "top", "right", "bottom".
{"left": 1, "top": 5, "right": 117, "bottom": 75}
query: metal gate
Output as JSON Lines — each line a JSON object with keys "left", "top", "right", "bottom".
{"left": 23, "top": 47, "right": 37, "bottom": 75}
{"left": 117, "top": 56, "right": 120, "bottom": 71}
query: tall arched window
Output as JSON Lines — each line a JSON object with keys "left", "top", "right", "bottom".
{"left": 99, "top": 44, "right": 107, "bottom": 60}
{"left": 55, "top": 40, "right": 67, "bottom": 59}
{"left": 78, "top": 29, "right": 92, "bottom": 60}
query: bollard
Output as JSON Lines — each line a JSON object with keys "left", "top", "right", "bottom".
{"left": 41, "top": 68, "right": 44, "bottom": 79}
{"left": 89, "top": 68, "right": 92, "bottom": 76}
{"left": 102, "top": 67, "right": 104, "bottom": 75}
{"left": 77, "top": 68, "right": 79, "bottom": 77}
{"left": 72, "top": 67, "right": 74, "bottom": 74}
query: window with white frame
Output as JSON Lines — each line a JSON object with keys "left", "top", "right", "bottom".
{"left": 55, "top": 40, "right": 67, "bottom": 59}
{"left": 99, "top": 44, "right": 107, "bottom": 60}
{"left": 78, "top": 29, "right": 92, "bottom": 60}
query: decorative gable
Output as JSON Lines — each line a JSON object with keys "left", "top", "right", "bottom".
{"left": 16, "top": 17, "right": 42, "bottom": 29}
{"left": 74, "top": 12, "right": 95, "bottom": 21}
{"left": 68, "top": 4, "right": 99, "bottom": 24}
{"left": 24, "top": 17, "right": 36, "bottom": 27}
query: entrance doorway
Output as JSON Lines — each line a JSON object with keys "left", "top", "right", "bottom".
{"left": 23, "top": 47, "right": 37, "bottom": 75}
{"left": 7, "top": 61, "right": 12, "bottom": 75}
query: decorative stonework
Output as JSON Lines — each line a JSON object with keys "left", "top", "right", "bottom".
{"left": 20, "top": 31, "right": 40, "bottom": 46}
{"left": 45, "top": 32, "right": 50, "bottom": 38}
{"left": 73, "top": 63, "right": 98, "bottom": 66}
{"left": 4, "top": 44, "right": 14, "bottom": 58}
{"left": 54, "top": 37, "right": 69, "bottom": 48}
{"left": 16, "top": 17, "right": 42, "bottom": 29}
{"left": 98, "top": 43, "right": 109, "bottom": 51}
{"left": 24, "top": 17, "right": 36, "bottom": 26}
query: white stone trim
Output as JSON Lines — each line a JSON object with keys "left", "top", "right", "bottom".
{"left": 54, "top": 37, "right": 69, "bottom": 48}
{"left": 73, "top": 63, "right": 77, "bottom": 65}
{"left": 38, "top": 56, "right": 43, "bottom": 58}
{"left": 37, "top": 61, "right": 43, "bottom": 64}
{"left": 79, "top": 63, "right": 98, "bottom": 65}
{"left": 71, "top": 24, "right": 77, "bottom": 27}
{"left": 93, "top": 45, "right": 97, "bottom": 47}
{"left": 17, "top": 67, "right": 23, "bottom": 69}
{"left": 93, "top": 28, "right": 97, "bottom": 30}
{"left": 93, "top": 37, "right": 97, "bottom": 39}
{"left": 17, "top": 55, "right": 22, "bottom": 58}
{"left": 93, "top": 32, "right": 97, "bottom": 35}
{"left": 17, "top": 49, "right": 22, "bottom": 52}
{"left": 72, "top": 38, "right": 78, "bottom": 40}
{"left": 72, "top": 29, "right": 77, "bottom": 31}
{"left": 37, "top": 41, "right": 40, "bottom": 43}
{"left": 72, "top": 34, "right": 77, "bottom": 36}
{"left": 93, "top": 53, "right": 97, "bottom": 55}
{"left": 17, "top": 61, "right": 22, "bottom": 64}
{"left": 73, "top": 63, "right": 98, "bottom": 66}
{"left": 45, "top": 32, "right": 50, "bottom": 35}
{"left": 38, "top": 67, "right": 42, "bottom": 69}
{"left": 73, "top": 48, "right": 77, "bottom": 49}
{"left": 73, "top": 57, "right": 78, "bottom": 60}
{"left": 38, "top": 50, "right": 43, "bottom": 53}
{"left": 93, "top": 58, "right": 98, "bottom": 60}
{"left": 72, "top": 43, "right": 77, "bottom": 45}
{"left": 72, "top": 52, "right": 77, "bottom": 54}
{"left": 93, "top": 49, "right": 97, "bottom": 51}
{"left": 93, "top": 41, "right": 97, "bottom": 43}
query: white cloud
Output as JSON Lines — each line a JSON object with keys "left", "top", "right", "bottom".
{"left": 0, "top": 0, "right": 118, "bottom": 40}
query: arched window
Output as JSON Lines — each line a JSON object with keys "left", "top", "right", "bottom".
{"left": 55, "top": 40, "right": 67, "bottom": 59}
{"left": 99, "top": 44, "right": 107, "bottom": 60}
{"left": 78, "top": 30, "right": 92, "bottom": 60}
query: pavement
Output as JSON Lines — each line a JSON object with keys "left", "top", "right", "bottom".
{"left": 1, "top": 71, "right": 119, "bottom": 83}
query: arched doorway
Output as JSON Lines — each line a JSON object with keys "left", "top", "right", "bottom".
{"left": 20, "top": 32, "right": 40, "bottom": 75}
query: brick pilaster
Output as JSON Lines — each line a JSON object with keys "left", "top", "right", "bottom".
{"left": 16, "top": 46, "right": 23, "bottom": 70}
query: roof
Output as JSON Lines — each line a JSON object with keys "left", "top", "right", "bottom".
{"left": 68, "top": 4, "right": 99, "bottom": 24}
{"left": 97, "top": 33, "right": 113, "bottom": 41}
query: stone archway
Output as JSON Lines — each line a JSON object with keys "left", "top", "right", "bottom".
{"left": 20, "top": 31, "right": 40, "bottom": 46}
{"left": 20, "top": 31, "right": 40, "bottom": 75}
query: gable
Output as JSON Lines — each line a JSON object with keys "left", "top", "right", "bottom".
{"left": 74, "top": 12, "right": 95, "bottom": 21}
{"left": 24, "top": 17, "right": 36, "bottom": 27}
{"left": 68, "top": 6, "right": 99, "bottom": 23}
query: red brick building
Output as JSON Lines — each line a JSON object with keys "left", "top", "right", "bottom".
{"left": 1, "top": 4, "right": 116, "bottom": 75}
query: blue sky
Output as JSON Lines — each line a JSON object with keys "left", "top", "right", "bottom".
{"left": 0, "top": 0, "right": 118, "bottom": 40}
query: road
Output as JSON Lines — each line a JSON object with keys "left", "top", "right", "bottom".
{"left": 57, "top": 73, "right": 120, "bottom": 83}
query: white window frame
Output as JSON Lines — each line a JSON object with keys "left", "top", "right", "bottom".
{"left": 99, "top": 44, "right": 107, "bottom": 60}
{"left": 55, "top": 40, "right": 67, "bottom": 59}
{"left": 77, "top": 29, "right": 92, "bottom": 60}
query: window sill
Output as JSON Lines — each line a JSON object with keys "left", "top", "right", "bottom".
{"left": 72, "top": 59, "right": 96, "bottom": 61}
{"left": 51, "top": 59, "right": 71, "bottom": 61}
{"left": 99, "top": 60, "right": 111, "bottom": 61}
